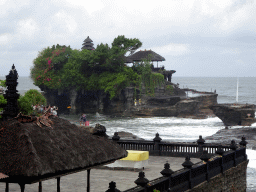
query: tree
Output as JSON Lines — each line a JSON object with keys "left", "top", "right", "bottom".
{"left": 108, "top": 35, "right": 142, "bottom": 72}
{"left": 30, "top": 45, "right": 72, "bottom": 89}
{"left": 0, "top": 79, "right": 6, "bottom": 87}
{"left": 30, "top": 36, "right": 143, "bottom": 99}
{"left": 18, "top": 89, "right": 47, "bottom": 115}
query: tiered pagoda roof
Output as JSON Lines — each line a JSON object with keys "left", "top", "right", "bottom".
{"left": 81, "top": 36, "right": 95, "bottom": 50}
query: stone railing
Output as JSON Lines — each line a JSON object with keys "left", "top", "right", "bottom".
{"left": 111, "top": 133, "right": 230, "bottom": 158}
{"left": 106, "top": 136, "right": 248, "bottom": 192}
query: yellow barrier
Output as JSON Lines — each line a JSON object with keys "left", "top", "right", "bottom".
{"left": 120, "top": 150, "right": 149, "bottom": 161}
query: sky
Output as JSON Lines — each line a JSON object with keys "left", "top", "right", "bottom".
{"left": 0, "top": 0, "right": 256, "bottom": 77}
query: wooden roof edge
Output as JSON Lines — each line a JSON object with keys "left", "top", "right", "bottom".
{"left": 0, "top": 156, "right": 125, "bottom": 184}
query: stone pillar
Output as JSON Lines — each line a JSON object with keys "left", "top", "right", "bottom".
{"left": 197, "top": 135, "right": 205, "bottom": 154}
{"left": 69, "top": 88, "right": 77, "bottom": 114}
{"left": 153, "top": 133, "right": 162, "bottom": 156}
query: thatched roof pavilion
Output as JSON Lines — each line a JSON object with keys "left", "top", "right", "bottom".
{"left": 126, "top": 49, "right": 165, "bottom": 67}
{"left": 0, "top": 116, "right": 127, "bottom": 192}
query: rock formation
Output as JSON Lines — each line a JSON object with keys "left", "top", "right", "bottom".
{"left": 40, "top": 80, "right": 218, "bottom": 118}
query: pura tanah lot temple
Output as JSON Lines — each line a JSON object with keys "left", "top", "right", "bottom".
{"left": 82, "top": 36, "right": 175, "bottom": 83}
{"left": 0, "top": 53, "right": 249, "bottom": 191}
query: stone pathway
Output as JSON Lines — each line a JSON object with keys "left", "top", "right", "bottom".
{"left": 0, "top": 156, "right": 201, "bottom": 192}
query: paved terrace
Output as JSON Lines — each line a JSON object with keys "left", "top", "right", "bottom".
{"left": 0, "top": 156, "right": 201, "bottom": 192}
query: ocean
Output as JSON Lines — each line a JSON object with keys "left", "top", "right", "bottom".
{"left": 1, "top": 76, "right": 256, "bottom": 191}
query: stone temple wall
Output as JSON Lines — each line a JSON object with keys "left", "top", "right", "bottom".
{"left": 186, "top": 160, "right": 248, "bottom": 192}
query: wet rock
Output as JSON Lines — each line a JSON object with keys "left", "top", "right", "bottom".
{"left": 205, "top": 127, "right": 256, "bottom": 149}
{"left": 113, "top": 131, "right": 144, "bottom": 140}
{"left": 81, "top": 123, "right": 108, "bottom": 137}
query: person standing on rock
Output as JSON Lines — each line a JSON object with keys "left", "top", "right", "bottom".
{"left": 80, "top": 113, "right": 87, "bottom": 126}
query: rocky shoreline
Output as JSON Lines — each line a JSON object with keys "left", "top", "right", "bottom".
{"left": 205, "top": 126, "right": 256, "bottom": 150}
{"left": 79, "top": 123, "right": 256, "bottom": 150}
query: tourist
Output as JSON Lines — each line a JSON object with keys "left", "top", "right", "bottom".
{"left": 54, "top": 106, "right": 58, "bottom": 116}
{"left": 80, "top": 113, "right": 87, "bottom": 126}
{"left": 39, "top": 105, "right": 44, "bottom": 114}
{"left": 52, "top": 108, "right": 57, "bottom": 116}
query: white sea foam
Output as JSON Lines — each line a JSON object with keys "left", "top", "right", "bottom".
{"left": 247, "top": 149, "right": 256, "bottom": 169}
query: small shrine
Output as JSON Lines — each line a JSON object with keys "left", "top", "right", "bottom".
{"left": 81, "top": 36, "right": 95, "bottom": 50}
{"left": 126, "top": 49, "right": 165, "bottom": 68}
{"left": 2, "top": 64, "right": 20, "bottom": 120}
{"left": 126, "top": 50, "right": 176, "bottom": 82}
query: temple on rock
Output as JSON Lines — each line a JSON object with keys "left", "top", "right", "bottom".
{"left": 125, "top": 49, "right": 176, "bottom": 82}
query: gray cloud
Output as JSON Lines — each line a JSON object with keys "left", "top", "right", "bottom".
{"left": 0, "top": 0, "right": 256, "bottom": 77}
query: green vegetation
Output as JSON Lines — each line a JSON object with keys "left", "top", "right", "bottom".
{"left": 30, "top": 35, "right": 164, "bottom": 99}
{"left": 133, "top": 55, "right": 164, "bottom": 97}
{"left": 0, "top": 95, "right": 7, "bottom": 118}
{"left": 0, "top": 88, "right": 47, "bottom": 117}
{"left": 0, "top": 79, "right": 6, "bottom": 118}
{"left": 18, "top": 89, "right": 47, "bottom": 115}
{"left": 166, "top": 85, "right": 174, "bottom": 95}
{"left": 0, "top": 79, "right": 6, "bottom": 87}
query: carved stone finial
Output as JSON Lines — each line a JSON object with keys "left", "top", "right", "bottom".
{"left": 161, "top": 161, "right": 174, "bottom": 176}
{"left": 239, "top": 136, "right": 247, "bottom": 147}
{"left": 216, "top": 145, "right": 225, "bottom": 156}
{"left": 200, "top": 150, "right": 212, "bottom": 162}
{"left": 105, "top": 181, "right": 120, "bottom": 192}
{"left": 197, "top": 135, "right": 205, "bottom": 145}
{"left": 134, "top": 172, "right": 149, "bottom": 187}
{"left": 230, "top": 140, "right": 237, "bottom": 150}
{"left": 112, "top": 132, "right": 120, "bottom": 141}
{"left": 153, "top": 133, "right": 162, "bottom": 142}
{"left": 182, "top": 155, "right": 194, "bottom": 169}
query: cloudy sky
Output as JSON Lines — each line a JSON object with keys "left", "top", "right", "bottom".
{"left": 0, "top": 0, "right": 255, "bottom": 77}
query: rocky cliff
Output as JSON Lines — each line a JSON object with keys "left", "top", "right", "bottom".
{"left": 40, "top": 81, "right": 217, "bottom": 118}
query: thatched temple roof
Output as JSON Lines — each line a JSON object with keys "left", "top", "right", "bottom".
{"left": 126, "top": 50, "right": 165, "bottom": 63}
{"left": 0, "top": 116, "right": 127, "bottom": 183}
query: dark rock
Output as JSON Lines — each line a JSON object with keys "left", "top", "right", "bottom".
{"left": 82, "top": 123, "right": 108, "bottom": 137}
{"left": 205, "top": 127, "right": 256, "bottom": 149}
{"left": 210, "top": 104, "right": 256, "bottom": 126}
